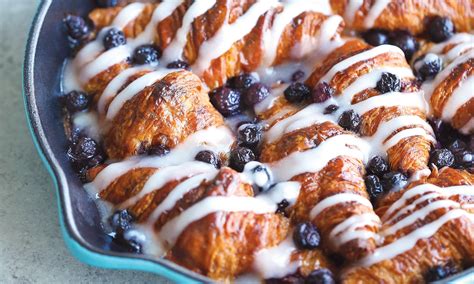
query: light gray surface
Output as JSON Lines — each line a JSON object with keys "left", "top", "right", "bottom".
{"left": 0, "top": 1, "right": 170, "bottom": 283}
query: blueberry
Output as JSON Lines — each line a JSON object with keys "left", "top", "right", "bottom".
{"left": 96, "top": 0, "right": 118, "bottom": 7}
{"left": 244, "top": 163, "right": 272, "bottom": 192}
{"left": 243, "top": 83, "right": 270, "bottom": 106}
{"left": 229, "top": 147, "right": 256, "bottom": 172}
{"left": 381, "top": 172, "right": 408, "bottom": 191}
{"left": 166, "top": 60, "right": 189, "bottom": 70}
{"left": 365, "top": 175, "right": 384, "bottom": 201}
{"left": 109, "top": 210, "right": 134, "bottom": 233}
{"left": 305, "top": 268, "right": 335, "bottom": 284}
{"left": 367, "top": 156, "right": 389, "bottom": 176}
{"left": 132, "top": 44, "right": 161, "bottom": 65}
{"left": 425, "top": 16, "right": 455, "bottom": 43}
{"left": 266, "top": 272, "right": 305, "bottom": 284}
{"left": 388, "top": 30, "right": 419, "bottom": 60}
{"left": 323, "top": 104, "right": 339, "bottom": 114}
{"left": 414, "top": 54, "right": 442, "bottom": 81}
{"left": 312, "top": 82, "right": 334, "bottom": 104}
{"left": 429, "top": 148, "right": 454, "bottom": 168}
{"left": 63, "top": 14, "right": 90, "bottom": 41}
{"left": 293, "top": 222, "right": 320, "bottom": 250}
{"left": 195, "top": 150, "right": 220, "bottom": 168}
{"left": 237, "top": 123, "right": 262, "bottom": 148}
{"left": 338, "top": 110, "right": 361, "bottom": 133}
{"left": 284, "top": 82, "right": 311, "bottom": 103}
{"left": 276, "top": 199, "right": 290, "bottom": 216}
{"left": 362, "top": 29, "right": 389, "bottom": 46}
{"left": 428, "top": 118, "right": 461, "bottom": 146}
{"left": 453, "top": 150, "right": 473, "bottom": 169}
{"left": 291, "top": 70, "right": 305, "bottom": 82}
{"left": 124, "top": 237, "right": 143, "bottom": 254}
{"left": 376, "top": 72, "right": 401, "bottom": 94}
{"left": 103, "top": 28, "right": 126, "bottom": 50}
{"left": 210, "top": 87, "right": 242, "bottom": 117}
{"left": 68, "top": 136, "right": 99, "bottom": 161}
{"left": 425, "top": 262, "right": 457, "bottom": 282}
{"left": 448, "top": 139, "right": 467, "bottom": 153}
{"left": 227, "top": 73, "right": 258, "bottom": 90}
{"left": 63, "top": 90, "right": 91, "bottom": 113}
{"left": 148, "top": 145, "right": 170, "bottom": 156}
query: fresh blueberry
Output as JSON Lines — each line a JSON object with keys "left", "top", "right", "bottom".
{"left": 103, "top": 28, "right": 126, "bottom": 50}
{"left": 132, "top": 44, "right": 161, "bottom": 65}
{"left": 63, "top": 14, "right": 90, "bottom": 41}
{"left": 229, "top": 147, "right": 256, "bottom": 172}
{"left": 276, "top": 199, "right": 290, "bottom": 216}
{"left": 388, "top": 30, "right": 419, "bottom": 60}
{"left": 109, "top": 210, "right": 134, "bottom": 233}
{"left": 266, "top": 272, "right": 305, "bottom": 284}
{"left": 210, "top": 87, "right": 242, "bottom": 117}
{"left": 324, "top": 104, "right": 339, "bottom": 114}
{"left": 425, "top": 262, "right": 457, "bottom": 282}
{"left": 453, "top": 150, "right": 473, "bottom": 169}
{"left": 148, "top": 145, "right": 170, "bottom": 156}
{"left": 166, "top": 60, "right": 190, "bottom": 70}
{"left": 448, "top": 139, "right": 467, "bottom": 153}
{"left": 63, "top": 90, "right": 91, "bottom": 113}
{"left": 96, "top": 0, "right": 118, "bottom": 7}
{"left": 338, "top": 110, "right": 361, "bottom": 133}
{"left": 365, "top": 175, "right": 384, "bottom": 201}
{"left": 425, "top": 16, "right": 455, "bottom": 43}
{"left": 428, "top": 118, "right": 461, "bottom": 146}
{"left": 376, "top": 72, "right": 401, "bottom": 94}
{"left": 429, "top": 148, "right": 454, "bottom": 168}
{"left": 227, "top": 73, "right": 258, "bottom": 90}
{"left": 305, "top": 268, "right": 335, "bottom": 284}
{"left": 291, "top": 70, "right": 305, "bottom": 82}
{"left": 195, "top": 150, "right": 221, "bottom": 168}
{"left": 381, "top": 172, "right": 408, "bottom": 191}
{"left": 68, "top": 136, "right": 99, "bottom": 161}
{"left": 284, "top": 82, "right": 311, "bottom": 103}
{"left": 362, "top": 29, "right": 389, "bottom": 46}
{"left": 243, "top": 83, "right": 270, "bottom": 106}
{"left": 414, "top": 54, "right": 442, "bottom": 81}
{"left": 367, "top": 156, "right": 389, "bottom": 176}
{"left": 237, "top": 123, "right": 262, "bottom": 148}
{"left": 293, "top": 222, "right": 320, "bottom": 250}
{"left": 312, "top": 82, "right": 334, "bottom": 104}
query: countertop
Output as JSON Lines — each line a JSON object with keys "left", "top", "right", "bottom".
{"left": 0, "top": 1, "right": 169, "bottom": 283}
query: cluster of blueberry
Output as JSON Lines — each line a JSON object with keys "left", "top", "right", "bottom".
{"left": 364, "top": 156, "right": 408, "bottom": 203}
{"left": 108, "top": 209, "right": 142, "bottom": 253}
{"left": 266, "top": 268, "right": 335, "bottom": 284}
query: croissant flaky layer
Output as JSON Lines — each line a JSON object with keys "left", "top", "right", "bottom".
{"left": 330, "top": 0, "right": 474, "bottom": 34}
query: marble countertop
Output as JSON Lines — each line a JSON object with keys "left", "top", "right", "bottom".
{"left": 0, "top": 2, "right": 169, "bottom": 283}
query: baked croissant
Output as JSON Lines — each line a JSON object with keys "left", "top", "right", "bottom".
{"left": 330, "top": 0, "right": 474, "bottom": 35}
{"left": 306, "top": 38, "right": 435, "bottom": 175}
{"left": 73, "top": 0, "right": 343, "bottom": 92}
{"left": 414, "top": 33, "right": 474, "bottom": 135}
{"left": 342, "top": 167, "right": 474, "bottom": 283}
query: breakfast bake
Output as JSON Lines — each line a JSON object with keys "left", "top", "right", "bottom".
{"left": 60, "top": 0, "right": 473, "bottom": 282}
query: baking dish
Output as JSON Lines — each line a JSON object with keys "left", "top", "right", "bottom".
{"left": 22, "top": 0, "right": 473, "bottom": 283}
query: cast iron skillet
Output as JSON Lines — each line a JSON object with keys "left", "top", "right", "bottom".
{"left": 22, "top": 0, "right": 474, "bottom": 283}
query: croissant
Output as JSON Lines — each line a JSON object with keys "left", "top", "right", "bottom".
{"left": 342, "top": 167, "right": 474, "bottom": 283}
{"left": 414, "top": 33, "right": 474, "bottom": 134}
{"left": 330, "top": 0, "right": 474, "bottom": 35}
{"left": 71, "top": 0, "right": 343, "bottom": 93}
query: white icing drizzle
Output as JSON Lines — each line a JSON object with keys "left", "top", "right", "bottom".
{"left": 159, "top": 195, "right": 277, "bottom": 247}
{"left": 191, "top": 0, "right": 280, "bottom": 75}
{"left": 351, "top": 91, "right": 427, "bottom": 115}
{"left": 160, "top": 0, "right": 217, "bottom": 63}
{"left": 80, "top": 45, "right": 131, "bottom": 84}
{"left": 106, "top": 69, "right": 179, "bottom": 120}
{"left": 111, "top": 2, "right": 146, "bottom": 28}
{"left": 263, "top": 181, "right": 301, "bottom": 206}
{"left": 253, "top": 235, "right": 300, "bottom": 279}
{"left": 363, "top": 0, "right": 390, "bottom": 28}
{"left": 309, "top": 193, "right": 374, "bottom": 220}
{"left": 268, "top": 134, "right": 370, "bottom": 182}
{"left": 119, "top": 161, "right": 216, "bottom": 208}
{"left": 329, "top": 213, "right": 381, "bottom": 247}
{"left": 344, "top": 0, "right": 363, "bottom": 25}
{"left": 442, "top": 75, "right": 474, "bottom": 133}
{"left": 87, "top": 126, "right": 234, "bottom": 192}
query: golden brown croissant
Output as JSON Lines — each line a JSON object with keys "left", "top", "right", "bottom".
{"left": 413, "top": 33, "right": 474, "bottom": 134}
{"left": 330, "top": 0, "right": 474, "bottom": 35}
{"left": 342, "top": 167, "right": 474, "bottom": 283}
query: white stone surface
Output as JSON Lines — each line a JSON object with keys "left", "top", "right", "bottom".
{"left": 0, "top": 1, "right": 170, "bottom": 283}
